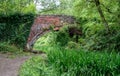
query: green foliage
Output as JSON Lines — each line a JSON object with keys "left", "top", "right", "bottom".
{"left": 47, "top": 50, "right": 120, "bottom": 76}
{"left": 0, "top": 0, "right": 35, "bottom": 15}
{"left": 0, "top": 41, "right": 33, "bottom": 58}
{"left": 0, "top": 42, "right": 20, "bottom": 53}
{"left": 19, "top": 49, "right": 120, "bottom": 76}
{"left": 21, "top": 3, "right": 36, "bottom": 14}
{"left": 39, "top": 0, "right": 74, "bottom": 15}
{"left": 33, "top": 32, "right": 58, "bottom": 53}
{"left": 0, "top": 0, "right": 36, "bottom": 49}
{"left": 71, "top": 0, "right": 120, "bottom": 52}
{"left": 33, "top": 25, "right": 82, "bottom": 52}
{"left": 54, "top": 26, "right": 70, "bottom": 46}
{"left": 79, "top": 23, "right": 120, "bottom": 51}
{"left": 33, "top": 30, "right": 69, "bottom": 52}
{"left": 19, "top": 1, "right": 120, "bottom": 76}
{"left": 65, "top": 41, "right": 80, "bottom": 50}
{"left": 19, "top": 55, "right": 58, "bottom": 76}
{"left": 0, "top": 13, "right": 35, "bottom": 48}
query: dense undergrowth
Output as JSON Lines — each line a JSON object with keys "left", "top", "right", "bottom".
{"left": 33, "top": 24, "right": 120, "bottom": 52}
{"left": 30, "top": 23, "right": 120, "bottom": 76}
{"left": 20, "top": 48, "right": 120, "bottom": 76}
{"left": 0, "top": 13, "right": 35, "bottom": 48}
{"left": 0, "top": 42, "right": 20, "bottom": 53}
{"left": 0, "top": 42, "right": 32, "bottom": 57}
{"left": 0, "top": 0, "right": 35, "bottom": 52}
{"left": 0, "top": 0, "right": 120, "bottom": 76}
{"left": 20, "top": 24, "right": 120, "bottom": 76}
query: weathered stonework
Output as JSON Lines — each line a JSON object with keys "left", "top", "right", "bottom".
{"left": 26, "top": 15, "right": 76, "bottom": 51}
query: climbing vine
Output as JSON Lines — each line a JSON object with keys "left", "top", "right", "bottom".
{"left": 0, "top": 13, "right": 35, "bottom": 48}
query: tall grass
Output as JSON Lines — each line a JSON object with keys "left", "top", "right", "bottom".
{"left": 0, "top": 42, "right": 20, "bottom": 53}
{"left": 47, "top": 49, "right": 120, "bottom": 76}
{"left": 19, "top": 47, "right": 120, "bottom": 76}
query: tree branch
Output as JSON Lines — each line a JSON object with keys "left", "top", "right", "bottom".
{"left": 94, "top": 0, "right": 109, "bottom": 32}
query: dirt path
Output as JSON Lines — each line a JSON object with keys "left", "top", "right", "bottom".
{"left": 0, "top": 53, "right": 31, "bottom": 76}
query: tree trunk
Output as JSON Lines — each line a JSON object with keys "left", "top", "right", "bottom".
{"left": 94, "top": 0, "right": 109, "bottom": 32}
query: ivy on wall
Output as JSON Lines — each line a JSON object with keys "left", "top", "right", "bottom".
{"left": 0, "top": 13, "right": 35, "bottom": 48}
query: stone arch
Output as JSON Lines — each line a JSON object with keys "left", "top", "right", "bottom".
{"left": 26, "top": 15, "right": 77, "bottom": 51}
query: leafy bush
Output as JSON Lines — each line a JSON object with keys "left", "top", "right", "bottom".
{"left": 0, "top": 13, "right": 35, "bottom": 48}
{"left": 80, "top": 23, "right": 120, "bottom": 52}
{"left": 54, "top": 28, "right": 70, "bottom": 46}
{"left": 0, "top": 0, "right": 36, "bottom": 49}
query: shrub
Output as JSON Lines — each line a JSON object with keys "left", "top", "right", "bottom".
{"left": 80, "top": 22, "right": 120, "bottom": 52}
{"left": 0, "top": 13, "right": 35, "bottom": 48}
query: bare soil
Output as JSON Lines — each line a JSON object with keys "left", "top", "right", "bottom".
{"left": 0, "top": 53, "right": 31, "bottom": 76}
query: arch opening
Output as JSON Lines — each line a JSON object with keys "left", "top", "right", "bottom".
{"left": 26, "top": 15, "right": 77, "bottom": 51}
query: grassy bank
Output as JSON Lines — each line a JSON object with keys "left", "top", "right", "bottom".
{"left": 19, "top": 48, "right": 120, "bottom": 76}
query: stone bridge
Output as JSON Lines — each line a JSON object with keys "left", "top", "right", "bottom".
{"left": 26, "top": 15, "right": 77, "bottom": 51}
